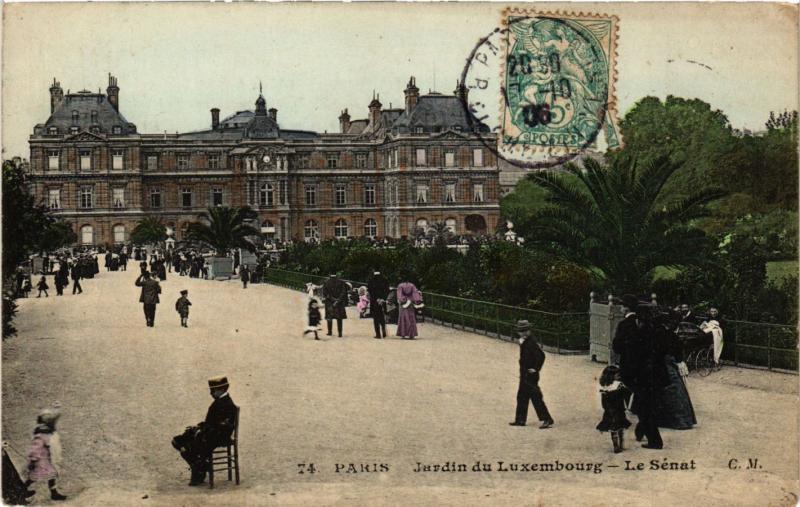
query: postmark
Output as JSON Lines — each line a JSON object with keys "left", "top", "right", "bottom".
{"left": 460, "top": 9, "right": 621, "bottom": 169}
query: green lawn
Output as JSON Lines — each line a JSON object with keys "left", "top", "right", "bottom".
{"left": 652, "top": 261, "right": 797, "bottom": 283}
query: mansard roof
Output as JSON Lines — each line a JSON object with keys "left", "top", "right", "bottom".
{"left": 43, "top": 91, "right": 135, "bottom": 134}
{"left": 392, "top": 94, "right": 489, "bottom": 134}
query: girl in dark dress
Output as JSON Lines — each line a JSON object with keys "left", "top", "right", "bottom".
{"left": 596, "top": 365, "right": 631, "bottom": 453}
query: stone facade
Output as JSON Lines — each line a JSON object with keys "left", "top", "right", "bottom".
{"left": 28, "top": 75, "right": 501, "bottom": 246}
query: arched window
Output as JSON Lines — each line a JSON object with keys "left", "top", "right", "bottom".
{"left": 71, "top": 110, "right": 79, "bottom": 124}
{"left": 304, "top": 220, "right": 319, "bottom": 241}
{"left": 364, "top": 218, "right": 377, "bottom": 238}
{"left": 415, "top": 218, "right": 428, "bottom": 233}
{"left": 259, "top": 183, "right": 274, "bottom": 206}
{"left": 113, "top": 224, "right": 126, "bottom": 244}
{"left": 465, "top": 214, "right": 487, "bottom": 234}
{"left": 80, "top": 225, "right": 93, "bottom": 245}
{"left": 445, "top": 218, "right": 457, "bottom": 234}
{"left": 334, "top": 219, "right": 348, "bottom": 239}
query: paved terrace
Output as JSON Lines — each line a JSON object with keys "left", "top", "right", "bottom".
{"left": 2, "top": 267, "right": 798, "bottom": 506}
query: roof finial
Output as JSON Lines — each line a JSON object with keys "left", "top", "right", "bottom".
{"left": 259, "top": 81, "right": 263, "bottom": 95}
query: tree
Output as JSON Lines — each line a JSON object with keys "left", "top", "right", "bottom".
{"left": 186, "top": 206, "right": 262, "bottom": 254}
{"left": 37, "top": 221, "right": 78, "bottom": 253}
{"left": 527, "top": 156, "right": 725, "bottom": 294}
{"left": 130, "top": 216, "right": 167, "bottom": 245}
{"left": 425, "top": 222, "right": 453, "bottom": 246}
{"left": 2, "top": 159, "right": 53, "bottom": 277}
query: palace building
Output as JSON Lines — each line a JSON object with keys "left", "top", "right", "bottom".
{"left": 27, "top": 75, "right": 501, "bottom": 246}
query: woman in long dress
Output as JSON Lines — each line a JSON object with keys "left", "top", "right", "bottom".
{"left": 396, "top": 282, "right": 423, "bottom": 339}
{"left": 654, "top": 323, "right": 697, "bottom": 429}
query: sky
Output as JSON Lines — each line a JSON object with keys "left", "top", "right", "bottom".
{"left": 2, "top": 2, "right": 797, "bottom": 158}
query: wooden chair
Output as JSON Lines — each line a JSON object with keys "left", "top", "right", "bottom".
{"left": 208, "top": 405, "right": 240, "bottom": 489}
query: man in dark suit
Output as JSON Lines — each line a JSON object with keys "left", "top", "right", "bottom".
{"left": 172, "top": 376, "right": 238, "bottom": 486}
{"left": 322, "top": 274, "right": 348, "bottom": 337}
{"left": 70, "top": 262, "right": 83, "bottom": 295}
{"left": 509, "top": 320, "right": 554, "bottom": 429}
{"left": 135, "top": 271, "right": 162, "bottom": 327}
{"left": 367, "top": 271, "right": 390, "bottom": 339}
{"left": 612, "top": 294, "right": 669, "bottom": 449}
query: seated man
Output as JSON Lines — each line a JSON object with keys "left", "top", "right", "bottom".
{"left": 172, "top": 376, "right": 237, "bottom": 486}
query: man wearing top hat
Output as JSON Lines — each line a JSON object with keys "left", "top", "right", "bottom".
{"left": 509, "top": 320, "right": 554, "bottom": 429}
{"left": 367, "top": 271, "right": 390, "bottom": 339}
{"left": 612, "top": 294, "right": 668, "bottom": 449}
{"left": 172, "top": 376, "right": 237, "bottom": 486}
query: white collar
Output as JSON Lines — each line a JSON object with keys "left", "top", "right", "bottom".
{"left": 625, "top": 312, "right": 636, "bottom": 318}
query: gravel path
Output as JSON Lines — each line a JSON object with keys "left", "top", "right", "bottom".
{"left": 3, "top": 267, "right": 798, "bottom": 506}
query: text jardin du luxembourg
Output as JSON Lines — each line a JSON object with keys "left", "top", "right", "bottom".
{"left": 413, "top": 459, "right": 697, "bottom": 474}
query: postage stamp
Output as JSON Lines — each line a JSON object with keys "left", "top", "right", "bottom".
{"left": 500, "top": 9, "right": 621, "bottom": 157}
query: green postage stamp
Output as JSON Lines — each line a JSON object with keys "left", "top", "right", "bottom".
{"left": 500, "top": 9, "right": 621, "bottom": 158}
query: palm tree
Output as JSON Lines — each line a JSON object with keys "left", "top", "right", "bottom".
{"left": 185, "top": 206, "right": 262, "bottom": 254}
{"left": 130, "top": 216, "right": 167, "bottom": 245}
{"left": 426, "top": 221, "right": 453, "bottom": 246}
{"left": 527, "top": 155, "right": 725, "bottom": 294}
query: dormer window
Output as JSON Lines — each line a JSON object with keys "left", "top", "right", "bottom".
{"left": 112, "top": 126, "right": 122, "bottom": 135}
{"left": 70, "top": 127, "right": 79, "bottom": 135}
{"left": 48, "top": 127, "right": 59, "bottom": 135}
{"left": 90, "top": 126, "right": 100, "bottom": 134}
{"left": 72, "top": 110, "right": 79, "bottom": 123}
{"left": 414, "top": 127, "right": 424, "bottom": 134}
{"left": 91, "top": 111, "right": 98, "bottom": 123}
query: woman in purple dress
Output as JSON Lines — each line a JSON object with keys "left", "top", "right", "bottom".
{"left": 396, "top": 282, "right": 423, "bottom": 339}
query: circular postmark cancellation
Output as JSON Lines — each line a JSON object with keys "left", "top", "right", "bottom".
{"left": 459, "top": 9, "right": 621, "bottom": 169}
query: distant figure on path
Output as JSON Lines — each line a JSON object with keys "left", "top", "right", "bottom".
{"left": 323, "top": 274, "right": 348, "bottom": 337}
{"left": 70, "top": 264, "right": 82, "bottom": 295}
{"left": 172, "top": 376, "right": 237, "bottom": 486}
{"left": 396, "top": 282, "right": 423, "bottom": 340}
{"left": 367, "top": 271, "right": 390, "bottom": 339}
{"left": 240, "top": 265, "right": 250, "bottom": 289}
{"left": 175, "top": 290, "right": 192, "bottom": 328}
{"left": 135, "top": 271, "right": 162, "bottom": 327}
{"left": 36, "top": 276, "right": 49, "bottom": 298}
{"left": 509, "top": 320, "right": 554, "bottom": 429}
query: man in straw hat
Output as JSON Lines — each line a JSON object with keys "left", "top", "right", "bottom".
{"left": 172, "top": 376, "right": 237, "bottom": 486}
{"left": 509, "top": 320, "right": 554, "bottom": 429}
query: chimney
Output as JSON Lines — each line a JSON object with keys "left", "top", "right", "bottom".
{"left": 454, "top": 80, "right": 469, "bottom": 104}
{"left": 107, "top": 73, "right": 119, "bottom": 111}
{"left": 368, "top": 91, "right": 382, "bottom": 127}
{"left": 268, "top": 107, "right": 278, "bottom": 121}
{"left": 49, "top": 78, "right": 64, "bottom": 114}
{"left": 404, "top": 76, "right": 419, "bottom": 115}
{"left": 211, "top": 108, "right": 220, "bottom": 130}
{"left": 338, "top": 108, "right": 351, "bottom": 133}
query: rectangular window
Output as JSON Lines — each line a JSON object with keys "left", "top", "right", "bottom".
{"left": 212, "top": 188, "right": 223, "bottom": 207}
{"left": 112, "top": 149, "right": 124, "bottom": 170}
{"left": 414, "top": 127, "right": 424, "bottom": 134}
{"left": 47, "top": 150, "right": 60, "bottom": 171}
{"left": 445, "top": 150, "right": 455, "bottom": 167}
{"left": 150, "top": 189, "right": 162, "bottom": 209}
{"left": 445, "top": 183, "right": 456, "bottom": 203}
{"left": 305, "top": 185, "right": 316, "bottom": 206}
{"left": 112, "top": 187, "right": 125, "bottom": 208}
{"left": 177, "top": 154, "right": 189, "bottom": 170}
{"left": 415, "top": 148, "right": 426, "bottom": 166}
{"left": 208, "top": 153, "right": 220, "bottom": 169}
{"left": 48, "top": 189, "right": 61, "bottom": 210}
{"left": 364, "top": 184, "right": 375, "bottom": 205}
{"left": 112, "top": 126, "right": 122, "bottom": 135}
{"left": 335, "top": 185, "right": 346, "bottom": 206}
{"left": 473, "top": 183, "right": 484, "bottom": 203}
{"left": 298, "top": 155, "right": 310, "bottom": 169}
{"left": 473, "top": 148, "right": 484, "bottom": 166}
{"left": 279, "top": 181, "right": 288, "bottom": 205}
{"left": 79, "top": 150, "right": 92, "bottom": 171}
{"left": 326, "top": 153, "right": 339, "bottom": 169}
{"left": 181, "top": 188, "right": 193, "bottom": 208}
{"left": 79, "top": 187, "right": 93, "bottom": 209}
{"left": 416, "top": 184, "right": 428, "bottom": 204}
{"left": 147, "top": 155, "right": 158, "bottom": 171}
{"left": 356, "top": 153, "right": 367, "bottom": 169}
